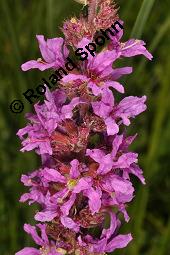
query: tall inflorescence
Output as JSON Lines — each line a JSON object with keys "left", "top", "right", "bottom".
{"left": 16, "top": 1, "right": 152, "bottom": 254}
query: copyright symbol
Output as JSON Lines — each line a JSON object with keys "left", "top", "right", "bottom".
{"left": 10, "top": 100, "right": 24, "bottom": 113}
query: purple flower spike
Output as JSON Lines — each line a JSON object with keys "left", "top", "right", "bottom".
{"left": 16, "top": 1, "right": 152, "bottom": 254}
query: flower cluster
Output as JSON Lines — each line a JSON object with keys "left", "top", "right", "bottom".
{"left": 16, "top": 1, "right": 152, "bottom": 254}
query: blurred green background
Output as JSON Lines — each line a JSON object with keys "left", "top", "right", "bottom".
{"left": 0, "top": 0, "right": 170, "bottom": 254}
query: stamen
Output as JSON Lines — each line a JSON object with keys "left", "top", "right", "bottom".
{"left": 121, "top": 40, "right": 140, "bottom": 51}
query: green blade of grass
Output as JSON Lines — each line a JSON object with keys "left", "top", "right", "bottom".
{"left": 133, "top": 17, "right": 170, "bottom": 80}
{"left": 149, "top": 219, "right": 170, "bottom": 255}
{"left": 131, "top": 0, "right": 156, "bottom": 38}
{"left": 145, "top": 64, "right": 170, "bottom": 179}
{"left": 46, "top": 0, "right": 54, "bottom": 36}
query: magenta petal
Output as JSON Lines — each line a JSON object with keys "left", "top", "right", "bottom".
{"left": 60, "top": 193, "right": 76, "bottom": 216}
{"left": 46, "top": 37, "right": 69, "bottom": 63}
{"left": 104, "top": 81, "right": 125, "bottom": 93}
{"left": 86, "top": 149, "right": 105, "bottom": 163}
{"left": 121, "top": 39, "right": 153, "bottom": 60}
{"left": 116, "top": 96, "right": 147, "bottom": 125}
{"left": 111, "top": 135, "right": 124, "bottom": 158}
{"left": 61, "top": 216, "right": 80, "bottom": 232}
{"left": 43, "top": 168, "right": 66, "bottom": 183}
{"left": 21, "top": 60, "right": 53, "bottom": 71}
{"left": 109, "top": 20, "right": 124, "bottom": 44}
{"left": 37, "top": 35, "right": 69, "bottom": 66}
{"left": 97, "top": 154, "right": 113, "bottom": 175}
{"left": 105, "top": 117, "right": 119, "bottom": 136}
{"left": 101, "top": 88, "right": 115, "bottom": 107}
{"left": 92, "top": 101, "right": 111, "bottom": 118}
{"left": 73, "top": 177, "right": 92, "bottom": 193}
{"left": 111, "top": 177, "right": 134, "bottom": 203}
{"left": 21, "top": 173, "right": 37, "bottom": 187}
{"left": 110, "top": 67, "right": 133, "bottom": 80}
{"left": 77, "top": 37, "right": 91, "bottom": 49}
{"left": 91, "top": 88, "right": 114, "bottom": 118}
{"left": 114, "top": 152, "right": 138, "bottom": 168}
{"left": 36, "top": 224, "right": 49, "bottom": 244}
{"left": 15, "top": 247, "right": 40, "bottom": 255}
{"left": 24, "top": 224, "right": 43, "bottom": 246}
{"left": 84, "top": 188, "right": 101, "bottom": 214}
{"left": 111, "top": 177, "right": 132, "bottom": 193}
{"left": 21, "top": 35, "right": 69, "bottom": 72}
{"left": 119, "top": 205, "right": 130, "bottom": 222}
{"left": 70, "top": 159, "right": 80, "bottom": 179}
{"left": 129, "top": 164, "right": 146, "bottom": 184}
{"left": 88, "top": 81, "right": 102, "bottom": 96}
{"left": 36, "top": 35, "right": 55, "bottom": 63}
{"left": 106, "top": 234, "right": 133, "bottom": 253}
{"left": 101, "top": 212, "right": 118, "bottom": 239}
{"left": 78, "top": 38, "right": 94, "bottom": 63}
{"left": 19, "top": 190, "right": 45, "bottom": 205}
{"left": 92, "top": 238, "right": 107, "bottom": 253}
{"left": 89, "top": 50, "right": 120, "bottom": 72}
{"left": 62, "top": 74, "right": 88, "bottom": 83}
{"left": 61, "top": 97, "right": 85, "bottom": 119}
{"left": 21, "top": 140, "right": 52, "bottom": 155}
{"left": 34, "top": 210, "right": 58, "bottom": 222}
{"left": 17, "top": 125, "right": 32, "bottom": 139}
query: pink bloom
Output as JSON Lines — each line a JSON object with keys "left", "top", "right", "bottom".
{"left": 92, "top": 88, "right": 147, "bottom": 135}
{"left": 17, "top": 88, "right": 85, "bottom": 155}
{"left": 108, "top": 22, "right": 153, "bottom": 60}
{"left": 40, "top": 160, "right": 100, "bottom": 217}
{"left": 15, "top": 224, "right": 62, "bottom": 255}
{"left": 86, "top": 134, "right": 138, "bottom": 175}
{"left": 21, "top": 36, "right": 69, "bottom": 71}
{"left": 61, "top": 37, "right": 131, "bottom": 96}
{"left": 78, "top": 212, "right": 132, "bottom": 253}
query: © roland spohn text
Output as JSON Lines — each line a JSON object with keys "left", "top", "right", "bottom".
{"left": 10, "top": 21, "right": 123, "bottom": 113}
